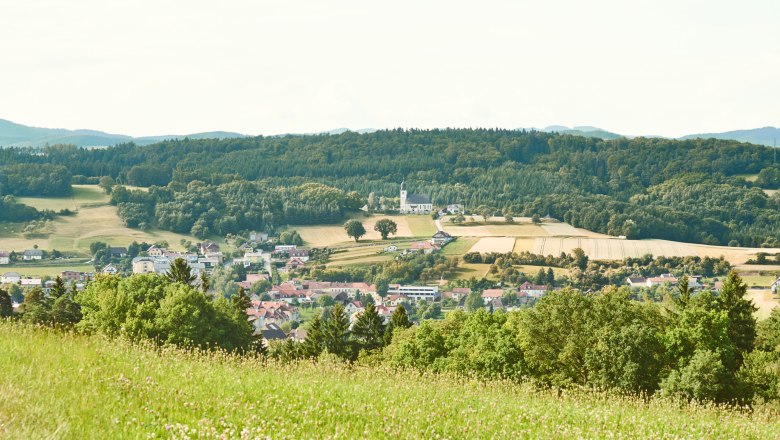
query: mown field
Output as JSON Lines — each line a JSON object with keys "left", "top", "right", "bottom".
{"left": 1, "top": 323, "right": 778, "bottom": 439}
{"left": 0, "top": 185, "right": 204, "bottom": 256}
{"left": 295, "top": 214, "right": 437, "bottom": 248}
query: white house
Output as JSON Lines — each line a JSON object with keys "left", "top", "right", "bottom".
{"left": 1, "top": 272, "right": 21, "bottom": 284}
{"left": 146, "top": 245, "right": 166, "bottom": 257}
{"left": 0, "top": 251, "right": 9, "bottom": 265}
{"left": 102, "top": 264, "right": 119, "bottom": 275}
{"left": 275, "top": 245, "right": 297, "bottom": 252}
{"left": 518, "top": 281, "right": 547, "bottom": 298}
{"left": 431, "top": 230, "right": 453, "bottom": 246}
{"left": 387, "top": 284, "right": 439, "bottom": 302}
{"left": 23, "top": 249, "right": 43, "bottom": 261}
{"left": 399, "top": 181, "right": 432, "bottom": 214}
{"left": 20, "top": 278, "right": 42, "bottom": 287}
{"left": 384, "top": 244, "right": 399, "bottom": 252}
{"left": 289, "top": 249, "right": 309, "bottom": 262}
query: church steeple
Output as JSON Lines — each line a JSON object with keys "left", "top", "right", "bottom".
{"left": 400, "top": 180, "right": 407, "bottom": 213}
{"left": 400, "top": 180, "right": 406, "bottom": 191}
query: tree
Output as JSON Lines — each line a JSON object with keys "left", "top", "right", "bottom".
{"left": 464, "top": 291, "right": 484, "bottom": 312}
{"left": 166, "top": 258, "right": 197, "bottom": 285}
{"left": 232, "top": 286, "right": 251, "bottom": 312}
{"left": 324, "top": 303, "right": 351, "bottom": 358}
{"left": 660, "top": 349, "right": 728, "bottom": 402}
{"left": 19, "top": 287, "right": 50, "bottom": 325}
{"left": 675, "top": 275, "right": 691, "bottom": 310}
{"left": 352, "top": 303, "right": 385, "bottom": 351}
{"left": 50, "top": 276, "right": 67, "bottom": 299}
{"left": 546, "top": 267, "right": 555, "bottom": 286}
{"left": 531, "top": 214, "right": 541, "bottom": 224}
{"left": 373, "top": 218, "right": 398, "bottom": 240}
{"left": 200, "top": 271, "right": 210, "bottom": 294}
{"left": 571, "top": 248, "right": 588, "bottom": 270}
{"left": 0, "top": 288, "right": 12, "bottom": 318}
{"left": 50, "top": 292, "right": 82, "bottom": 326}
{"left": 718, "top": 271, "right": 757, "bottom": 366}
{"left": 534, "top": 268, "right": 546, "bottom": 285}
{"left": 343, "top": 219, "right": 366, "bottom": 242}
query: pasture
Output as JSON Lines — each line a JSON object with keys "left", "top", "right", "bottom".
{"left": 0, "top": 185, "right": 202, "bottom": 256}
{"left": 0, "top": 262, "right": 94, "bottom": 278}
{"left": 2, "top": 323, "right": 778, "bottom": 439}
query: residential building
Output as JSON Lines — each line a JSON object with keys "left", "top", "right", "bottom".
{"left": 285, "top": 257, "right": 306, "bottom": 270}
{"left": 289, "top": 249, "right": 309, "bottom": 262}
{"left": 198, "top": 241, "right": 220, "bottom": 255}
{"left": 384, "top": 244, "right": 398, "bottom": 252}
{"left": 20, "top": 278, "right": 42, "bottom": 287}
{"left": 274, "top": 244, "right": 297, "bottom": 252}
{"left": 102, "top": 264, "right": 119, "bottom": 275}
{"left": 410, "top": 241, "right": 440, "bottom": 254}
{"left": 481, "top": 288, "right": 505, "bottom": 304}
{"left": 1, "top": 272, "right": 21, "bottom": 284}
{"left": 431, "top": 230, "right": 453, "bottom": 246}
{"left": 109, "top": 247, "right": 128, "bottom": 258}
{"left": 23, "top": 249, "right": 43, "bottom": 261}
{"left": 146, "top": 245, "right": 166, "bottom": 257}
{"left": 0, "top": 251, "right": 9, "bottom": 265}
{"left": 518, "top": 281, "right": 548, "bottom": 298}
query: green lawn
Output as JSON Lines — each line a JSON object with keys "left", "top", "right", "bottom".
{"left": 1, "top": 323, "right": 778, "bottom": 438}
{"left": 441, "top": 236, "right": 479, "bottom": 256}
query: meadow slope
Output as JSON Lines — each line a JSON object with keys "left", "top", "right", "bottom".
{"left": 1, "top": 323, "right": 779, "bottom": 439}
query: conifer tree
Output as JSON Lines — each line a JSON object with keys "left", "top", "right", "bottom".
{"left": 324, "top": 303, "right": 350, "bottom": 358}
{"left": 0, "top": 288, "right": 12, "bottom": 318}
{"left": 166, "top": 258, "right": 196, "bottom": 285}
{"left": 352, "top": 302, "right": 384, "bottom": 351}
{"left": 718, "top": 271, "right": 757, "bottom": 366}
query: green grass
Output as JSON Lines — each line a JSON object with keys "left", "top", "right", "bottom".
{"left": 405, "top": 215, "right": 438, "bottom": 236}
{"left": 0, "top": 261, "right": 93, "bottom": 278}
{"left": 441, "top": 236, "right": 479, "bottom": 256}
{"left": 1, "top": 323, "right": 778, "bottom": 438}
{"left": 741, "top": 275, "right": 777, "bottom": 287}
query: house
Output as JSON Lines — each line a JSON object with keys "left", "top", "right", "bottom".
{"left": 410, "top": 241, "right": 440, "bottom": 254}
{"left": 109, "top": 247, "right": 128, "bottom": 258}
{"left": 345, "top": 301, "right": 365, "bottom": 317}
{"left": 384, "top": 244, "right": 399, "bottom": 252}
{"left": 375, "top": 305, "right": 396, "bottom": 324}
{"left": 387, "top": 284, "right": 439, "bottom": 302}
{"left": 20, "top": 278, "right": 42, "bottom": 287}
{"left": 431, "top": 230, "right": 453, "bottom": 246}
{"left": 198, "top": 256, "right": 221, "bottom": 270}
{"left": 446, "top": 204, "right": 464, "bottom": 214}
{"left": 386, "top": 294, "right": 410, "bottom": 307}
{"left": 518, "top": 281, "right": 548, "bottom": 298}
{"left": 285, "top": 257, "right": 306, "bottom": 270}
{"left": 60, "top": 270, "right": 89, "bottom": 282}
{"left": 238, "top": 243, "right": 254, "bottom": 253}
{"left": 23, "top": 249, "right": 43, "bottom": 261}
{"left": 645, "top": 274, "right": 678, "bottom": 287}
{"left": 132, "top": 256, "right": 171, "bottom": 275}
{"left": 243, "top": 252, "right": 264, "bottom": 264}
{"left": 232, "top": 257, "right": 251, "bottom": 268}
{"left": 275, "top": 244, "right": 297, "bottom": 252}
{"left": 146, "top": 245, "right": 166, "bottom": 257}
{"left": 489, "top": 298, "right": 505, "bottom": 311}
{"left": 0, "top": 251, "right": 9, "bottom": 265}
{"left": 246, "top": 301, "right": 299, "bottom": 331}
{"left": 258, "top": 323, "right": 287, "bottom": 346}
{"left": 399, "top": 181, "right": 433, "bottom": 214}
{"left": 198, "top": 241, "right": 220, "bottom": 255}
{"left": 442, "top": 287, "right": 471, "bottom": 301}
{"left": 289, "top": 249, "right": 309, "bottom": 262}
{"left": 626, "top": 277, "right": 647, "bottom": 288}
{"left": 1, "top": 272, "right": 21, "bottom": 284}
{"left": 102, "top": 264, "right": 119, "bottom": 275}
{"left": 481, "top": 288, "right": 505, "bottom": 304}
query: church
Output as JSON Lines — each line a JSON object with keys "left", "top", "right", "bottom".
{"left": 399, "top": 181, "right": 433, "bottom": 214}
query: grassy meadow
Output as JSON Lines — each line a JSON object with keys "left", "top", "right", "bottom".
{"left": 1, "top": 322, "right": 778, "bottom": 439}
{"left": 0, "top": 185, "right": 204, "bottom": 256}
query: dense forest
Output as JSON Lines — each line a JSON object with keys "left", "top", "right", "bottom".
{"left": 1, "top": 129, "right": 779, "bottom": 246}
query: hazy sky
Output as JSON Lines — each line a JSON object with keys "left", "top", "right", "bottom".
{"left": 1, "top": 0, "right": 778, "bottom": 137}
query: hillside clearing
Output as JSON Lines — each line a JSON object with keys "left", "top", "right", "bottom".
{"left": 1, "top": 324, "right": 778, "bottom": 439}
{"left": 295, "top": 215, "right": 435, "bottom": 247}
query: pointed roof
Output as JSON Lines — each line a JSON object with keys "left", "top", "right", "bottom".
{"left": 400, "top": 180, "right": 406, "bottom": 191}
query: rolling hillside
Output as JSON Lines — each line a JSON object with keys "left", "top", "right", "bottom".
{"left": 1, "top": 323, "right": 777, "bottom": 439}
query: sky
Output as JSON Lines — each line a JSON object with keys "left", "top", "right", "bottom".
{"left": 0, "top": 0, "right": 778, "bottom": 138}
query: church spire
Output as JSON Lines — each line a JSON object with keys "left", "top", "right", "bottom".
{"left": 400, "top": 180, "right": 406, "bottom": 191}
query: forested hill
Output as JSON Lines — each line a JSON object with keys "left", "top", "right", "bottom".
{"left": 2, "top": 128, "right": 780, "bottom": 247}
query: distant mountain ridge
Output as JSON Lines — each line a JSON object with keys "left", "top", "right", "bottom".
{"left": 0, "top": 118, "right": 248, "bottom": 148}
{"left": 1, "top": 117, "right": 778, "bottom": 148}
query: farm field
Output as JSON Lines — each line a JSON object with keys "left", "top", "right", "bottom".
{"left": 295, "top": 215, "right": 436, "bottom": 248}
{"left": 2, "top": 323, "right": 778, "bottom": 439}
{"left": 441, "top": 237, "right": 479, "bottom": 256}
{"left": 0, "top": 262, "right": 94, "bottom": 278}
{"left": 445, "top": 222, "right": 548, "bottom": 238}
{"left": 469, "top": 237, "right": 516, "bottom": 254}
{"left": 516, "top": 264, "right": 569, "bottom": 278}
{"left": 453, "top": 263, "right": 493, "bottom": 280}
{"left": 0, "top": 185, "right": 202, "bottom": 256}
{"left": 747, "top": 290, "right": 780, "bottom": 320}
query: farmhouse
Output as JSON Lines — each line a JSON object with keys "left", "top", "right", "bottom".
{"left": 102, "top": 264, "right": 119, "bottom": 275}
{"left": 285, "top": 257, "right": 306, "bottom": 270}
{"left": 23, "top": 249, "right": 43, "bottom": 261}
{"left": 1, "top": 272, "right": 21, "bottom": 284}
{"left": 146, "top": 245, "right": 166, "bottom": 257}
{"left": 431, "top": 230, "right": 453, "bottom": 246}
{"left": 481, "top": 289, "right": 505, "bottom": 304}
{"left": 399, "top": 181, "right": 433, "bottom": 214}
{"left": 410, "top": 241, "right": 440, "bottom": 254}
{"left": 626, "top": 277, "right": 647, "bottom": 288}
{"left": 0, "top": 251, "right": 9, "bottom": 265}
{"left": 442, "top": 287, "right": 471, "bottom": 301}
{"left": 518, "top": 281, "right": 548, "bottom": 298}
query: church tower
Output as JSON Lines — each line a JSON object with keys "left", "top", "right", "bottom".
{"left": 400, "top": 180, "right": 407, "bottom": 213}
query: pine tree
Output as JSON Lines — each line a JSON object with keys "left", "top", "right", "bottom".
{"left": 351, "top": 302, "right": 384, "bottom": 351}
{"left": 391, "top": 304, "right": 412, "bottom": 330}
{"left": 546, "top": 267, "right": 555, "bottom": 286}
{"left": 324, "top": 303, "right": 350, "bottom": 358}
{"left": 718, "top": 271, "right": 757, "bottom": 366}
{"left": 166, "top": 258, "right": 197, "bottom": 285}
{"left": 675, "top": 275, "right": 691, "bottom": 310}
{"left": 50, "top": 276, "right": 67, "bottom": 299}
{"left": 232, "top": 287, "right": 251, "bottom": 312}
{"left": 301, "top": 314, "right": 325, "bottom": 358}
{"left": 200, "top": 271, "right": 210, "bottom": 294}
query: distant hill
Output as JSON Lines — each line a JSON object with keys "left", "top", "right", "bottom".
{"left": 0, "top": 118, "right": 247, "bottom": 148}
{"left": 679, "top": 126, "right": 780, "bottom": 147}
{"left": 518, "top": 125, "right": 623, "bottom": 140}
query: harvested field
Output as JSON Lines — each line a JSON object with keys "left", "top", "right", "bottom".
{"left": 445, "top": 223, "right": 548, "bottom": 238}
{"left": 296, "top": 215, "right": 429, "bottom": 247}
{"left": 469, "top": 237, "right": 516, "bottom": 254}
{"left": 747, "top": 290, "right": 779, "bottom": 320}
